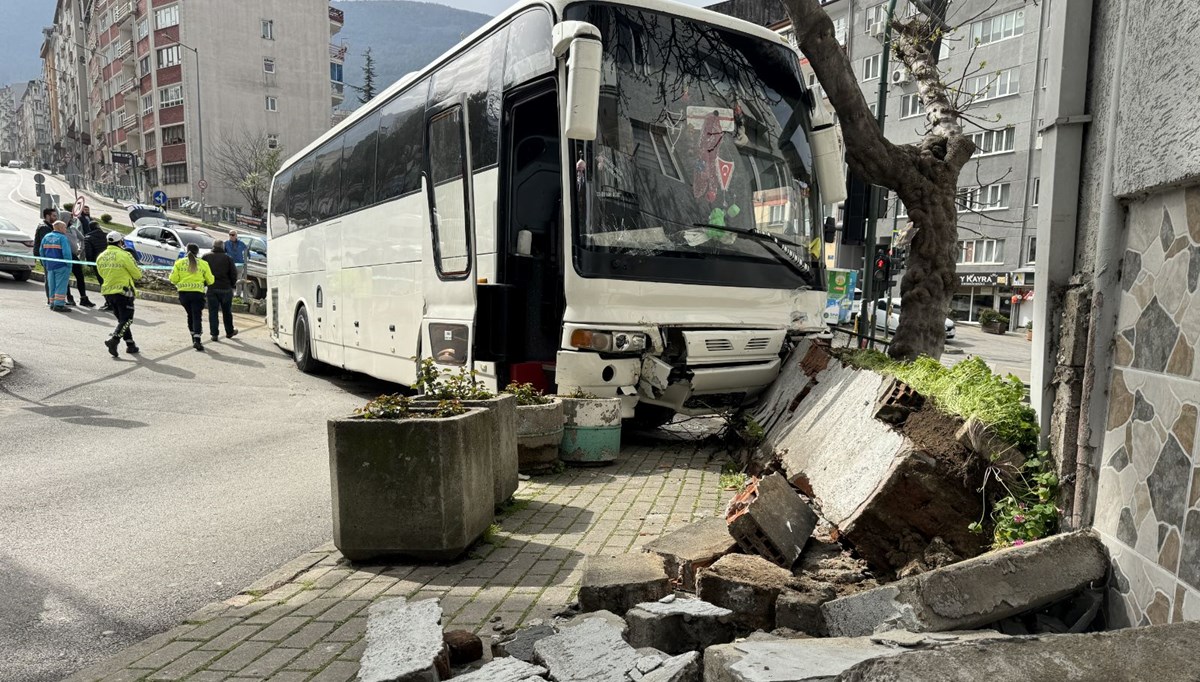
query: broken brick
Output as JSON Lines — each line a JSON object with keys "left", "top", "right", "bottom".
{"left": 643, "top": 517, "right": 738, "bottom": 591}
{"left": 726, "top": 474, "right": 817, "bottom": 569}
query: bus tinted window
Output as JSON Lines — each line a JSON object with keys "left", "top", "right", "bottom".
{"left": 504, "top": 9, "right": 553, "bottom": 88}
{"left": 288, "top": 157, "right": 315, "bottom": 229}
{"left": 269, "top": 167, "right": 292, "bottom": 237}
{"left": 313, "top": 138, "right": 344, "bottom": 222}
{"left": 433, "top": 35, "right": 501, "bottom": 169}
{"left": 376, "top": 83, "right": 428, "bottom": 201}
{"left": 341, "top": 110, "right": 380, "bottom": 213}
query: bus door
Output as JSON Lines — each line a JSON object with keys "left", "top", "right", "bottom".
{"left": 421, "top": 101, "right": 477, "bottom": 371}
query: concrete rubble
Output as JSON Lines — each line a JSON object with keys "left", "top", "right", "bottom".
{"left": 746, "top": 340, "right": 989, "bottom": 573}
{"left": 360, "top": 598, "right": 447, "bottom": 682}
{"left": 725, "top": 473, "right": 817, "bottom": 569}
{"left": 822, "top": 531, "right": 1109, "bottom": 637}
{"left": 452, "top": 657, "right": 548, "bottom": 682}
{"left": 697, "top": 554, "right": 796, "bottom": 631}
{"left": 626, "top": 597, "right": 736, "bottom": 654}
{"left": 579, "top": 554, "right": 673, "bottom": 615}
{"left": 643, "top": 517, "right": 739, "bottom": 591}
{"left": 533, "top": 616, "right": 640, "bottom": 682}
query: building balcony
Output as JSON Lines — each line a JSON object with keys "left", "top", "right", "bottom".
{"left": 330, "top": 43, "right": 348, "bottom": 63}
{"left": 331, "top": 80, "right": 345, "bottom": 104}
{"left": 331, "top": 110, "right": 350, "bottom": 125}
{"left": 120, "top": 77, "right": 139, "bottom": 96}
{"left": 114, "top": 39, "right": 133, "bottom": 61}
{"left": 113, "top": 1, "right": 133, "bottom": 26}
{"left": 122, "top": 114, "right": 138, "bottom": 131}
{"left": 329, "top": 6, "right": 344, "bottom": 34}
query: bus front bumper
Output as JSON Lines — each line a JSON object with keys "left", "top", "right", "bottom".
{"left": 555, "top": 350, "right": 783, "bottom": 417}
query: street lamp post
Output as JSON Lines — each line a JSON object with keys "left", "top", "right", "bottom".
{"left": 161, "top": 33, "right": 205, "bottom": 221}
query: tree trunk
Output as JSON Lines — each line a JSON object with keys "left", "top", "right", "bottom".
{"left": 889, "top": 177, "right": 959, "bottom": 361}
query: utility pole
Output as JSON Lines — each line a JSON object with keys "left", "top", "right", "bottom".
{"left": 163, "top": 33, "right": 205, "bottom": 221}
{"left": 859, "top": 0, "right": 899, "bottom": 350}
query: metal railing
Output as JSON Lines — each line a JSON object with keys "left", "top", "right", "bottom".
{"left": 92, "top": 182, "right": 140, "bottom": 203}
{"left": 329, "top": 43, "right": 348, "bottom": 61}
{"left": 328, "top": 6, "right": 345, "bottom": 24}
{"left": 114, "top": 39, "right": 134, "bottom": 60}
{"left": 113, "top": 1, "right": 133, "bottom": 25}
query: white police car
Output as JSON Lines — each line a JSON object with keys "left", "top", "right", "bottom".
{"left": 123, "top": 204, "right": 212, "bottom": 266}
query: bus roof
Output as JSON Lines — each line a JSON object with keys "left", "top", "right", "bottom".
{"left": 278, "top": 0, "right": 792, "bottom": 175}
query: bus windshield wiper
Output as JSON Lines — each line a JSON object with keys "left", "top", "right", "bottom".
{"left": 690, "top": 223, "right": 812, "bottom": 276}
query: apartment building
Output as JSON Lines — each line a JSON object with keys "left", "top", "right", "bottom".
{"left": 711, "top": 0, "right": 1046, "bottom": 326}
{"left": 43, "top": 0, "right": 91, "bottom": 179}
{"left": 0, "top": 85, "right": 18, "bottom": 164}
{"left": 77, "top": 0, "right": 342, "bottom": 212}
{"left": 17, "top": 80, "right": 53, "bottom": 168}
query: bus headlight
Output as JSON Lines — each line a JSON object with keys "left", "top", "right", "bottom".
{"left": 571, "top": 329, "right": 648, "bottom": 353}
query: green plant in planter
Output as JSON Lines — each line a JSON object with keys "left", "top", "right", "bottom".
{"left": 504, "top": 382, "right": 551, "bottom": 406}
{"left": 354, "top": 394, "right": 465, "bottom": 419}
{"left": 100, "top": 213, "right": 113, "bottom": 224}
{"left": 564, "top": 387, "right": 601, "bottom": 399}
{"left": 413, "top": 357, "right": 495, "bottom": 400}
{"left": 978, "top": 308, "right": 1010, "bottom": 326}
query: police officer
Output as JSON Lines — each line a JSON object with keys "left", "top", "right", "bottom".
{"left": 95, "top": 231, "right": 144, "bottom": 357}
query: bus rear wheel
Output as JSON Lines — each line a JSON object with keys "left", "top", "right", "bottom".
{"left": 293, "top": 307, "right": 319, "bottom": 374}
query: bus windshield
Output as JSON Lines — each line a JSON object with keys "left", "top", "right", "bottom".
{"left": 568, "top": 3, "right": 822, "bottom": 290}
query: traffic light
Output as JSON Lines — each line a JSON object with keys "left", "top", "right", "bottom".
{"left": 891, "top": 246, "right": 907, "bottom": 272}
{"left": 872, "top": 245, "right": 890, "bottom": 282}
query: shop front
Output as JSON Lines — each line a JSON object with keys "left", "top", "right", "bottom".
{"left": 951, "top": 272, "right": 1012, "bottom": 323}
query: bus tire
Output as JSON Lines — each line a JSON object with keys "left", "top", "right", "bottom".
{"left": 293, "top": 306, "right": 319, "bottom": 374}
{"left": 628, "top": 403, "right": 676, "bottom": 431}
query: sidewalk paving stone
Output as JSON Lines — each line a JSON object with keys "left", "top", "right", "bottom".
{"left": 63, "top": 442, "right": 725, "bottom": 681}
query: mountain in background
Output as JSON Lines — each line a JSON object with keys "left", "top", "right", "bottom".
{"left": 333, "top": 0, "right": 491, "bottom": 108}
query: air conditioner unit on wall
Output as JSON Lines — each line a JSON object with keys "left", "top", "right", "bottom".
{"left": 867, "top": 21, "right": 886, "bottom": 41}
{"left": 891, "top": 68, "right": 911, "bottom": 85}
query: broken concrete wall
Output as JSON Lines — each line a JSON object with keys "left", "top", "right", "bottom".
{"left": 753, "top": 343, "right": 986, "bottom": 573}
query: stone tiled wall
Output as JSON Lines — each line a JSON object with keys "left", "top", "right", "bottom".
{"left": 1093, "top": 185, "right": 1200, "bottom": 627}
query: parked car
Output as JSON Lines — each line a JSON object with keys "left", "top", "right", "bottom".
{"left": 7, "top": 160, "right": 24, "bottom": 168}
{"left": 124, "top": 224, "right": 214, "bottom": 266}
{"left": 243, "top": 235, "right": 268, "bottom": 299}
{"left": 0, "top": 217, "right": 35, "bottom": 281}
{"left": 854, "top": 297, "right": 956, "bottom": 339}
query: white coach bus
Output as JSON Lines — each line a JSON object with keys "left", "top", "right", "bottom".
{"left": 267, "top": 0, "right": 846, "bottom": 425}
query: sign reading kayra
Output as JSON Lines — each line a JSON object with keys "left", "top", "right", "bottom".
{"left": 959, "top": 272, "right": 999, "bottom": 286}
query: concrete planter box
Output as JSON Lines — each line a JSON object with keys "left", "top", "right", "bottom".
{"left": 559, "top": 396, "right": 622, "bottom": 465}
{"left": 981, "top": 321, "right": 1008, "bottom": 335}
{"left": 415, "top": 394, "right": 518, "bottom": 507}
{"left": 515, "top": 399, "right": 564, "bottom": 474}
{"left": 327, "top": 407, "right": 494, "bottom": 562}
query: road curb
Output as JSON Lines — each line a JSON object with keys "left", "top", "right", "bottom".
{"left": 0, "top": 352, "right": 14, "bottom": 380}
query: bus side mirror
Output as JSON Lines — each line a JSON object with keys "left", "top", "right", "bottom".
{"left": 553, "top": 21, "right": 602, "bottom": 141}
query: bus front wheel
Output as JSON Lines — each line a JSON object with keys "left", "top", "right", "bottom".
{"left": 293, "top": 307, "right": 319, "bottom": 374}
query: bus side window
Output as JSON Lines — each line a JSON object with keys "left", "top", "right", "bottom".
{"left": 504, "top": 9, "right": 553, "bottom": 88}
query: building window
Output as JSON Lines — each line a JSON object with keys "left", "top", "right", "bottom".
{"left": 144, "top": 131, "right": 156, "bottom": 149}
{"left": 868, "top": 101, "right": 878, "bottom": 117}
{"left": 261, "top": 19, "right": 274, "bottom": 40}
{"left": 154, "top": 4, "right": 179, "bottom": 30}
{"left": 967, "top": 68, "right": 1019, "bottom": 102}
{"left": 968, "top": 126, "right": 1016, "bottom": 156}
{"left": 137, "top": 19, "right": 149, "bottom": 40}
{"left": 157, "top": 45, "right": 181, "bottom": 68}
{"left": 865, "top": 3, "right": 887, "bottom": 26}
{"left": 265, "top": 96, "right": 278, "bottom": 112}
{"left": 266, "top": 133, "right": 279, "bottom": 149}
{"left": 958, "top": 239, "right": 1005, "bottom": 264}
{"left": 957, "top": 183, "right": 1011, "bottom": 212}
{"left": 161, "top": 163, "right": 188, "bottom": 185}
{"left": 1026, "top": 236, "right": 1037, "bottom": 264}
{"left": 863, "top": 53, "right": 882, "bottom": 81}
{"left": 330, "top": 62, "right": 343, "bottom": 83}
{"left": 1031, "top": 177, "right": 1040, "bottom": 206}
{"left": 263, "top": 57, "right": 275, "bottom": 74}
{"left": 141, "top": 94, "right": 153, "bottom": 115}
{"left": 159, "top": 84, "right": 183, "bottom": 108}
{"left": 139, "top": 55, "right": 151, "bottom": 76}
{"left": 900, "top": 93, "right": 922, "bottom": 119}
{"left": 161, "top": 125, "right": 185, "bottom": 145}
{"left": 969, "top": 8, "right": 1025, "bottom": 46}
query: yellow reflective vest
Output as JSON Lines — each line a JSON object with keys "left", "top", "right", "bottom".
{"left": 96, "top": 245, "right": 143, "bottom": 296}
{"left": 169, "top": 257, "right": 214, "bottom": 292}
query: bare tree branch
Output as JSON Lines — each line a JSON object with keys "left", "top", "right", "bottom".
{"left": 210, "top": 129, "right": 283, "bottom": 217}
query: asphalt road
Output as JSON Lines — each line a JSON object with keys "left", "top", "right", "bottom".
{"left": 0, "top": 256, "right": 393, "bottom": 677}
